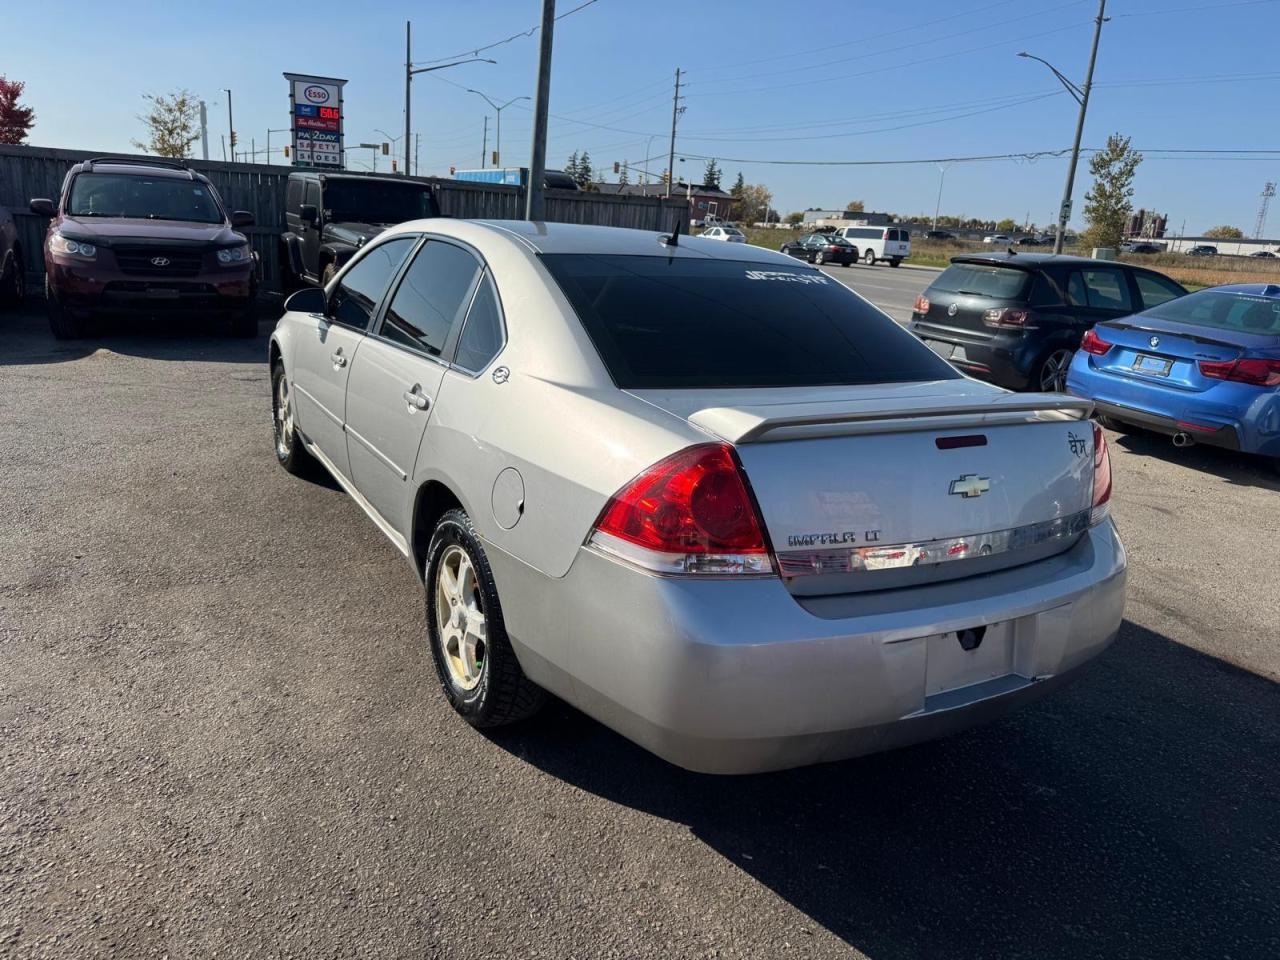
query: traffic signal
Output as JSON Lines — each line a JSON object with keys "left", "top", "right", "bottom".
{"left": 613, "top": 161, "right": 620, "bottom": 174}
{"left": 381, "top": 142, "right": 389, "bottom": 155}
{"left": 230, "top": 131, "right": 237, "bottom": 149}
{"left": 283, "top": 145, "right": 290, "bottom": 159}
{"left": 391, "top": 160, "right": 398, "bottom": 172}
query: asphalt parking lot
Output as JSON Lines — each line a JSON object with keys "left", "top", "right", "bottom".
{"left": 2, "top": 299, "right": 1277, "bottom": 960}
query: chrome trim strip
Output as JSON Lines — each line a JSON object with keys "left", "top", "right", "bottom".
{"left": 775, "top": 509, "right": 1092, "bottom": 578}
{"left": 292, "top": 382, "right": 342, "bottom": 427}
{"left": 344, "top": 424, "right": 408, "bottom": 481}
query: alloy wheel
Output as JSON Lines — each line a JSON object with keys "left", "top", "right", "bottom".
{"left": 1039, "top": 348, "right": 1074, "bottom": 392}
{"left": 274, "top": 373, "right": 294, "bottom": 459}
{"left": 435, "top": 545, "right": 488, "bottom": 691}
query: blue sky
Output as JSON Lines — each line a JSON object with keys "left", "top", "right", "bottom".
{"left": 9, "top": 0, "right": 1280, "bottom": 233}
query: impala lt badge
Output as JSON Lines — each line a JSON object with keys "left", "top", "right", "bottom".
{"left": 949, "top": 474, "right": 990, "bottom": 499}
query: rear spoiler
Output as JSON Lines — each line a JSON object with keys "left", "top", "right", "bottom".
{"left": 691, "top": 394, "right": 1094, "bottom": 444}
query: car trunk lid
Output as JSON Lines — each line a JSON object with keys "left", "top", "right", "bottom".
{"left": 629, "top": 382, "right": 1098, "bottom": 596}
{"left": 1090, "top": 319, "right": 1249, "bottom": 393}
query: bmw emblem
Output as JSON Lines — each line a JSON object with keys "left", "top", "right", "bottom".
{"left": 1149, "top": 335, "right": 1160, "bottom": 348}
{"left": 947, "top": 302, "right": 959, "bottom": 317}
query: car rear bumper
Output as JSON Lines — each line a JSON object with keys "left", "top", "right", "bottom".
{"left": 910, "top": 317, "right": 1033, "bottom": 388}
{"left": 1092, "top": 399, "right": 1242, "bottom": 450}
{"left": 488, "top": 520, "right": 1126, "bottom": 774}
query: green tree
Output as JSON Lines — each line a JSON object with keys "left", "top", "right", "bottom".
{"left": 565, "top": 150, "right": 580, "bottom": 182}
{"left": 995, "top": 218, "right": 1018, "bottom": 233}
{"left": 1204, "top": 224, "right": 1244, "bottom": 239}
{"left": 131, "top": 89, "right": 200, "bottom": 158}
{"left": 0, "top": 76, "right": 36, "bottom": 144}
{"left": 730, "top": 171, "right": 745, "bottom": 198}
{"left": 737, "top": 183, "right": 773, "bottom": 224}
{"left": 617, "top": 160, "right": 629, "bottom": 186}
{"left": 575, "top": 150, "right": 593, "bottom": 187}
{"left": 785, "top": 211, "right": 804, "bottom": 225}
{"left": 702, "top": 157, "right": 722, "bottom": 190}
{"left": 1081, "top": 133, "right": 1142, "bottom": 250}
{"left": 845, "top": 200, "right": 865, "bottom": 213}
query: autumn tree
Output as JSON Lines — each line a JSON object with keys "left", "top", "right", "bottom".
{"left": 995, "top": 218, "right": 1018, "bottom": 233}
{"left": 785, "top": 211, "right": 804, "bottom": 225}
{"left": 0, "top": 76, "right": 36, "bottom": 144}
{"left": 1081, "top": 133, "right": 1142, "bottom": 250}
{"left": 1204, "top": 225, "right": 1244, "bottom": 239}
{"left": 737, "top": 183, "right": 773, "bottom": 224}
{"left": 845, "top": 200, "right": 865, "bottom": 213}
{"left": 131, "top": 89, "right": 200, "bottom": 158}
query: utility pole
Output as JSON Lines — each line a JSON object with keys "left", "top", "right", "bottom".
{"left": 482, "top": 117, "right": 489, "bottom": 168}
{"left": 223, "top": 89, "right": 234, "bottom": 163}
{"left": 933, "top": 164, "right": 949, "bottom": 231}
{"left": 404, "top": 21, "right": 412, "bottom": 177}
{"left": 525, "top": 0, "right": 556, "bottom": 220}
{"left": 199, "top": 101, "right": 209, "bottom": 161}
{"left": 1053, "top": 0, "right": 1106, "bottom": 253}
{"left": 665, "top": 67, "right": 684, "bottom": 199}
{"left": 415, "top": 133, "right": 420, "bottom": 176}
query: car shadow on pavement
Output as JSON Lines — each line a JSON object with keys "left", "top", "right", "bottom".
{"left": 0, "top": 300, "right": 281, "bottom": 366}
{"left": 1111, "top": 428, "right": 1280, "bottom": 491}
{"left": 489, "top": 620, "right": 1279, "bottom": 959}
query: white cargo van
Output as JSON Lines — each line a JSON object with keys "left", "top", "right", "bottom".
{"left": 833, "top": 225, "right": 911, "bottom": 267}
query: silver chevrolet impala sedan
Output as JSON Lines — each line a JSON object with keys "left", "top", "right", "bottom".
{"left": 269, "top": 219, "right": 1126, "bottom": 774}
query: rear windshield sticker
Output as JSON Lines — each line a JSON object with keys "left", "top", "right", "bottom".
{"left": 744, "top": 270, "right": 829, "bottom": 285}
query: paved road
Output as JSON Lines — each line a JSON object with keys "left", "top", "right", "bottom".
{"left": 2, "top": 305, "right": 1278, "bottom": 959}
{"left": 819, "top": 262, "right": 940, "bottom": 324}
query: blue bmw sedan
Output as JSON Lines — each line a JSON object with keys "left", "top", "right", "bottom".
{"left": 1066, "top": 283, "right": 1280, "bottom": 471}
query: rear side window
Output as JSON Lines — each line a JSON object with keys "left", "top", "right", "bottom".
{"left": 1135, "top": 272, "right": 1185, "bottom": 309}
{"left": 287, "top": 179, "right": 302, "bottom": 210}
{"left": 1070, "top": 268, "right": 1133, "bottom": 311}
{"left": 1145, "top": 289, "right": 1280, "bottom": 334}
{"left": 540, "top": 254, "right": 959, "bottom": 389}
{"left": 326, "top": 237, "right": 417, "bottom": 330}
{"left": 380, "top": 240, "right": 482, "bottom": 357}
{"left": 305, "top": 181, "right": 320, "bottom": 208}
{"left": 932, "top": 263, "right": 1030, "bottom": 300}
{"left": 454, "top": 273, "right": 505, "bottom": 371}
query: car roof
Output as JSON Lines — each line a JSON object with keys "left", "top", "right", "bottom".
{"left": 951, "top": 252, "right": 1122, "bottom": 269}
{"left": 76, "top": 161, "right": 197, "bottom": 180}
{"left": 459, "top": 219, "right": 792, "bottom": 262}
{"left": 1198, "top": 282, "right": 1280, "bottom": 298}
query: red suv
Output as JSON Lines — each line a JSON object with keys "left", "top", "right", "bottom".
{"left": 30, "top": 157, "right": 259, "bottom": 339}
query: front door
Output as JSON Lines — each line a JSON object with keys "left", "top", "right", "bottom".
{"left": 290, "top": 235, "right": 419, "bottom": 480}
{"left": 344, "top": 237, "right": 483, "bottom": 533}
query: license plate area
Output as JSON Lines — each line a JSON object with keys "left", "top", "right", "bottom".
{"left": 925, "top": 621, "right": 1016, "bottom": 697}
{"left": 145, "top": 287, "right": 181, "bottom": 300}
{"left": 1132, "top": 353, "right": 1172, "bottom": 377}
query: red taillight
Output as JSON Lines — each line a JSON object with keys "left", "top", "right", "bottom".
{"left": 1091, "top": 422, "right": 1113, "bottom": 526}
{"left": 828, "top": 245, "right": 840, "bottom": 253}
{"left": 982, "top": 307, "right": 1032, "bottom": 328}
{"left": 1080, "top": 328, "right": 1113, "bottom": 356}
{"left": 914, "top": 294, "right": 930, "bottom": 314}
{"left": 590, "top": 443, "right": 772, "bottom": 575}
{"left": 1198, "top": 357, "right": 1280, "bottom": 387}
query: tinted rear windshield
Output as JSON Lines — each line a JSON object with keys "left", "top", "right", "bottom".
{"left": 1143, "top": 289, "right": 1280, "bottom": 335}
{"left": 541, "top": 254, "right": 960, "bottom": 389}
{"left": 932, "top": 263, "right": 1030, "bottom": 299}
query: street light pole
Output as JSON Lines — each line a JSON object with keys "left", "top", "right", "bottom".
{"left": 933, "top": 164, "right": 949, "bottom": 231}
{"left": 403, "top": 21, "right": 496, "bottom": 181}
{"left": 223, "top": 89, "right": 234, "bottom": 163}
{"left": 467, "top": 91, "right": 531, "bottom": 169}
{"left": 525, "top": 0, "right": 556, "bottom": 221}
{"left": 1019, "top": 0, "right": 1108, "bottom": 254}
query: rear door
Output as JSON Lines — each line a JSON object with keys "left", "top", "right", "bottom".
{"left": 343, "top": 237, "right": 484, "bottom": 533}
{"left": 1063, "top": 265, "right": 1138, "bottom": 334}
{"left": 290, "top": 236, "right": 417, "bottom": 479}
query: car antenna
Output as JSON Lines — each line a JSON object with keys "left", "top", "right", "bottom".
{"left": 660, "top": 215, "right": 683, "bottom": 248}
{"left": 1007, "top": 246, "right": 1016, "bottom": 256}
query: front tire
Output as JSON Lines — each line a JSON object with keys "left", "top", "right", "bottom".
{"left": 425, "top": 509, "right": 546, "bottom": 728}
{"left": 45, "top": 277, "right": 80, "bottom": 340}
{"left": 1, "top": 248, "right": 24, "bottom": 308}
{"left": 815, "top": 251, "right": 826, "bottom": 265}
{"left": 271, "top": 360, "right": 315, "bottom": 475}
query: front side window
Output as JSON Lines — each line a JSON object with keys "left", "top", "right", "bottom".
{"left": 379, "top": 240, "right": 482, "bottom": 357}
{"left": 67, "top": 173, "right": 224, "bottom": 224}
{"left": 541, "top": 254, "right": 959, "bottom": 390}
{"left": 326, "top": 237, "right": 417, "bottom": 330}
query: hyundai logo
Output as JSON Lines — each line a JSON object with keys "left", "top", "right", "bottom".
{"left": 303, "top": 85, "right": 330, "bottom": 104}
{"left": 1149, "top": 335, "right": 1160, "bottom": 348}
{"left": 151, "top": 257, "right": 170, "bottom": 267}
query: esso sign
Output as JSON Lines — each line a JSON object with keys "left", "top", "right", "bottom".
{"left": 304, "top": 85, "right": 330, "bottom": 104}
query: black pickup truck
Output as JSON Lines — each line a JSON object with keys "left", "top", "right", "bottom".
{"left": 279, "top": 172, "right": 440, "bottom": 289}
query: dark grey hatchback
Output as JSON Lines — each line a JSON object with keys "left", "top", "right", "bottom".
{"left": 909, "top": 253, "right": 1188, "bottom": 391}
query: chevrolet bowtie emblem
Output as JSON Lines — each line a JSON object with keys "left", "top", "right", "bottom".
{"left": 949, "top": 474, "right": 991, "bottom": 499}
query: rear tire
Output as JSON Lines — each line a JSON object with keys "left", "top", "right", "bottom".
{"left": 425, "top": 508, "right": 546, "bottom": 728}
{"left": 864, "top": 249, "right": 876, "bottom": 266}
{"left": 45, "top": 277, "right": 80, "bottom": 340}
{"left": 1035, "top": 347, "right": 1075, "bottom": 392}
{"left": 890, "top": 258, "right": 902, "bottom": 268}
{"left": 815, "top": 251, "right": 826, "bottom": 265}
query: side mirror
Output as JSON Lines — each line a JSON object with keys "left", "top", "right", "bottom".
{"left": 284, "top": 286, "right": 327, "bottom": 315}
{"left": 29, "top": 198, "right": 55, "bottom": 217}
{"left": 299, "top": 204, "right": 318, "bottom": 225}
{"left": 230, "top": 210, "right": 255, "bottom": 228}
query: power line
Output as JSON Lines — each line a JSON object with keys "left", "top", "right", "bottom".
{"left": 674, "top": 147, "right": 1280, "bottom": 168}
{"left": 1114, "top": 0, "right": 1279, "bottom": 16}
{"left": 413, "top": 0, "right": 602, "bottom": 66}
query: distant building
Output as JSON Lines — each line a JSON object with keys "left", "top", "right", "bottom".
{"left": 1126, "top": 209, "right": 1168, "bottom": 238}
{"left": 801, "top": 209, "right": 892, "bottom": 227}
{"left": 593, "top": 180, "right": 736, "bottom": 222}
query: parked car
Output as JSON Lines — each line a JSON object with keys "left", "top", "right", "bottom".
{"left": 29, "top": 156, "right": 259, "bottom": 339}
{"left": 924, "top": 229, "right": 956, "bottom": 241}
{"left": 1187, "top": 245, "right": 1219, "bottom": 257}
{"left": 1015, "top": 236, "right": 1044, "bottom": 246}
{"left": 779, "top": 233, "right": 860, "bottom": 265}
{"left": 1124, "top": 242, "right": 1162, "bottom": 255}
{"left": 279, "top": 171, "right": 440, "bottom": 289}
{"left": 1067, "top": 283, "right": 1280, "bottom": 471}
{"left": 269, "top": 220, "right": 1124, "bottom": 774}
{"left": 700, "top": 226, "right": 747, "bottom": 243}
{"left": 983, "top": 234, "right": 1013, "bottom": 245}
{"left": 832, "top": 225, "right": 910, "bottom": 266}
{"left": 1249, "top": 250, "right": 1276, "bottom": 258}
{"left": 0, "top": 206, "right": 23, "bottom": 309}
{"left": 909, "top": 253, "right": 1189, "bottom": 392}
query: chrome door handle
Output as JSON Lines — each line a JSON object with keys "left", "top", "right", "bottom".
{"left": 403, "top": 389, "right": 430, "bottom": 411}
{"left": 330, "top": 351, "right": 346, "bottom": 367}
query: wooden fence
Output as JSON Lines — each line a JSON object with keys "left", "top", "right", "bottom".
{"left": 0, "top": 144, "right": 689, "bottom": 293}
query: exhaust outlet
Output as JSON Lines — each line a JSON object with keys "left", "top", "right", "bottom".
{"left": 1172, "top": 432, "right": 1195, "bottom": 448}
